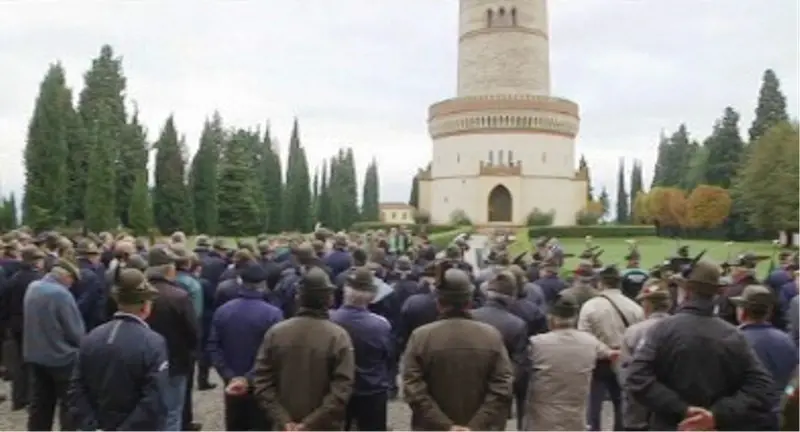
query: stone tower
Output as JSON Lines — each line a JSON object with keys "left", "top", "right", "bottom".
{"left": 416, "top": 0, "right": 588, "bottom": 228}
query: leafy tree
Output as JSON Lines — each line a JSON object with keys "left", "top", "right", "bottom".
{"left": 152, "top": 116, "right": 192, "bottom": 235}
{"left": 23, "top": 63, "right": 72, "bottom": 230}
{"left": 686, "top": 185, "right": 732, "bottom": 229}
{"left": 647, "top": 187, "right": 687, "bottom": 232}
{"left": 128, "top": 170, "right": 153, "bottom": 236}
{"left": 631, "top": 191, "right": 651, "bottom": 224}
{"left": 734, "top": 121, "right": 799, "bottom": 233}
{"left": 576, "top": 201, "right": 603, "bottom": 225}
{"left": 704, "top": 107, "right": 744, "bottom": 188}
{"left": 579, "top": 154, "right": 593, "bottom": 200}
{"left": 361, "top": 158, "right": 380, "bottom": 221}
{"left": 83, "top": 101, "right": 118, "bottom": 231}
{"left": 748, "top": 69, "right": 789, "bottom": 143}
{"left": 615, "top": 158, "right": 628, "bottom": 223}
{"left": 189, "top": 112, "right": 223, "bottom": 234}
{"left": 217, "top": 129, "right": 262, "bottom": 235}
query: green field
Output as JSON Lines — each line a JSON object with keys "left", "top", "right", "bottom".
{"left": 508, "top": 231, "right": 780, "bottom": 274}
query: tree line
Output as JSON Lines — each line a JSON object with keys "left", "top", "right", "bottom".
{"left": 20, "top": 45, "right": 382, "bottom": 236}
{"left": 576, "top": 68, "right": 797, "bottom": 240}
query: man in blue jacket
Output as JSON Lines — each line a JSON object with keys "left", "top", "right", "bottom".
{"left": 208, "top": 262, "right": 283, "bottom": 431}
{"left": 68, "top": 268, "right": 169, "bottom": 431}
{"left": 732, "top": 284, "right": 799, "bottom": 424}
{"left": 330, "top": 266, "right": 392, "bottom": 431}
{"left": 324, "top": 234, "right": 353, "bottom": 280}
{"left": 74, "top": 240, "right": 108, "bottom": 330}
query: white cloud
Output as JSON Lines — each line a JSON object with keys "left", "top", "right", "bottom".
{"left": 0, "top": 0, "right": 797, "bottom": 205}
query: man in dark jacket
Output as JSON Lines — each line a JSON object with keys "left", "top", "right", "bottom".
{"left": 626, "top": 260, "right": 777, "bottom": 430}
{"left": 74, "top": 240, "right": 107, "bottom": 330}
{"left": 324, "top": 234, "right": 352, "bottom": 280}
{"left": 0, "top": 245, "right": 45, "bottom": 410}
{"left": 208, "top": 263, "right": 283, "bottom": 431}
{"left": 145, "top": 246, "right": 199, "bottom": 431}
{"left": 471, "top": 271, "right": 528, "bottom": 430}
{"left": 68, "top": 268, "right": 169, "bottom": 431}
{"left": 330, "top": 267, "right": 393, "bottom": 431}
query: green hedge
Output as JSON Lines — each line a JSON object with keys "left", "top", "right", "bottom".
{"left": 528, "top": 225, "right": 657, "bottom": 239}
{"left": 349, "top": 222, "right": 457, "bottom": 235}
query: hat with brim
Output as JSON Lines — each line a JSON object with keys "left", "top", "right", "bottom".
{"left": 147, "top": 245, "right": 178, "bottom": 267}
{"left": 347, "top": 267, "right": 377, "bottom": 292}
{"left": 635, "top": 285, "right": 671, "bottom": 302}
{"left": 77, "top": 241, "right": 101, "bottom": 256}
{"left": 112, "top": 268, "right": 159, "bottom": 305}
{"left": 54, "top": 259, "right": 81, "bottom": 281}
{"left": 730, "top": 284, "right": 774, "bottom": 308}
{"left": 550, "top": 294, "right": 578, "bottom": 319}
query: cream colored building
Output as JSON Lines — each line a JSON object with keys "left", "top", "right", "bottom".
{"left": 417, "top": 0, "right": 588, "bottom": 228}
{"left": 379, "top": 202, "right": 415, "bottom": 225}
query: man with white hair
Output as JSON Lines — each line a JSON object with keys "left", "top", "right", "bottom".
{"left": 330, "top": 267, "right": 392, "bottom": 431}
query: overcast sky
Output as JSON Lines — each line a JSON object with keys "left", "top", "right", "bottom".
{"left": 0, "top": 0, "right": 797, "bottom": 204}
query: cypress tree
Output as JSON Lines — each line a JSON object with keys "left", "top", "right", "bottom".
{"left": 261, "top": 127, "right": 283, "bottom": 232}
{"left": 117, "top": 108, "right": 149, "bottom": 226}
{"left": 317, "top": 160, "right": 331, "bottom": 227}
{"left": 178, "top": 134, "right": 195, "bottom": 234}
{"left": 76, "top": 45, "right": 127, "bottom": 223}
{"left": 83, "top": 102, "right": 118, "bottom": 231}
{"left": 628, "top": 160, "right": 643, "bottom": 213}
{"left": 281, "top": 120, "right": 312, "bottom": 232}
{"left": 748, "top": 69, "right": 789, "bottom": 143}
{"left": 152, "top": 116, "right": 192, "bottom": 235}
{"left": 127, "top": 170, "right": 153, "bottom": 236}
{"left": 311, "top": 167, "right": 320, "bottom": 220}
{"left": 361, "top": 158, "right": 380, "bottom": 221}
{"left": 328, "top": 154, "right": 342, "bottom": 229}
{"left": 189, "top": 112, "right": 223, "bottom": 235}
{"left": 703, "top": 107, "right": 744, "bottom": 188}
{"left": 615, "top": 158, "right": 629, "bottom": 223}
{"left": 598, "top": 187, "right": 610, "bottom": 219}
{"left": 217, "top": 130, "right": 261, "bottom": 236}
{"left": 650, "top": 131, "right": 670, "bottom": 188}
{"left": 23, "top": 63, "right": 72, "bottom": 230}
{"left": 246, "top": 129, "right": 269, "bottom": 232}
{"left": 341, "top": 148, "right": 360, "bottom": 227}
{"left": 578, "top": 154, "right": 593, "bottom": 200}
{"left": 409, "top": 173, "right": 419, "bottom": 208}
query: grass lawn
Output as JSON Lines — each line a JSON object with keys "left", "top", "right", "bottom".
{"left": 507, "top": 229, "right": 781, "bottom": 275}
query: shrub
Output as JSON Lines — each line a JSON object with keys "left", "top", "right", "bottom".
{"left": 576, "top": 210, "right": 601, "bottom": 226}
{"left": 449, "top": 209, "right": 473, "bottom": 226}
{"left": 526, "top": 208, "right": 555, "bottom": 226}
{"left": 414, "top": 211, "right": 431, "bottom": 225}
{"left": 527, "top": 225, "right": 657, "bottom": 239}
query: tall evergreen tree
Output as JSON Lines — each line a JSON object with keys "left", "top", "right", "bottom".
{"left": 650, "top": 130, "right": 670, "bottom": 188}
{"left": 281, "top": 120, "right": 312, "bottom": 231}
{"left": 629, "top": 159, "right": 643, "bottom": 213}
{"left": 117, "top": 108, "right": 149, "bottom": 226}
{"left": 578, "top": 154, "right": 593, "bottom": 200}
{"left": 598, "top": 187, "right": 610, "bottom": 220}
{"left": 316, "top": 160, "right": 331, "bottom": 226}
{"left": 23, "top": 63, "right": 72, "bottom": 230}
{"left": 361, "top": 158, "right": 380, "bottom": 221}
{"left": 189, "top": 112, "right": 223, "bottom": 234}
{"left": 409, "top": 173, "right": 419, "bottom": 208}
{"left": 83, "top": 102, "right": 118, "bottom": 231}
{"left": 127, "top": 170, "right": 153, "bottom": 236}
{"left": 152, "top": 116, "right": 192, "bottom": 235}
{"left": 217, "top": 130, "right": 262, "bottom": 235}
{"left": 75, "top": 44, "right": 127, "bottom": 222}
{"left": 261, "top": 127, "right": 283, "bottom": 232}
{"left": 311, "top": 167, "right": 320, "bottom": 218}
{"left": 748, "top": 69, "right": 789, "bottom": 143}
{"left": 704, "top": 107, "right": 745, "bottom": 188}
{"left": 615, "top": 158, "right": 629, "bottom": 223}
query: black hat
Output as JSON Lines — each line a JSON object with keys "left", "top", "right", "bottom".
{"left": 550, "top": 294, "right": 578, "bottom": 318}
{"left": 435, "top": 267, "right": 473, "bottom": 302}
{"left": 240, "top": 263, "right": 268, "bottom": 284}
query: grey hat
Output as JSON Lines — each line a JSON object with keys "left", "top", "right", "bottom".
{"left": 112, "top": 268, "right": 159, "bottom": 305}
{"left": 436, "top": 268, "right": 473, "bottom": 302}
{"left": 300, "top": 267, "right": 335, "bottom": 293}
{"left": 488, "top": 271, "right": 517, "bottom": 297}
{"left": 730, "top": 285, "right": 774, "bottom": 308}
{"left": 195, "top": 235, "right": 211, "bottom": 248}
{"left": 550, "top": 294, "right": 578, "bottom": 319}
{"left": 148, "top": 245, "right": 178, "bottom": 267}
{"left": 347, "top": 267, "right": 376, "bottom": 292}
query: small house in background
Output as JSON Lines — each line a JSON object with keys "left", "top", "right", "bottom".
{"left": 379, "top": 202, "right": 415, "bottom": 225}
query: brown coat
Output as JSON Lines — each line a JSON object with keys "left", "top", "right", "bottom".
{"left": 402, "top": 315, "right": 514, "bottom": 431}
{"left": 252, "top": 308, "right": 355, "bottom": 431}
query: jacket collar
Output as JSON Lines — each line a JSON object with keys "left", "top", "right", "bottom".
{"left": 677, "top": 298, "right": 716, "bottom": 316}
{"left": 113, "top": 312, "right": 150, "bottom": 328}
{"left": 296, "top": 307, "right": 329, "bottom": 320}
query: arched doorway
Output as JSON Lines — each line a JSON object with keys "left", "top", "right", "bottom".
{"left": 487, "top": 184, "right": 512, "bottom": 222}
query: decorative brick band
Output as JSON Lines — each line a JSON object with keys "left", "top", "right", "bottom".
{"left": 459, "top": 27, "right": 548, "bottom": 43}
{"left": 429, "top": 112, "right": 579, "bottom": 139}
{"left": 429, "top": 94, "right": 580, "bottom": 121}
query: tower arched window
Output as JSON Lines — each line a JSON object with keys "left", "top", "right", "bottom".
{"left": 498, "top": 7, "right": 506, "bottom": 17}
{"left": 511, "top": 7, "right": 517, "bottom": 26}
{"left": 486, "top": 9, "right": 493, "bottom": 27}
{"left": 498, "top": 150, "right": 504, "bottom": 165}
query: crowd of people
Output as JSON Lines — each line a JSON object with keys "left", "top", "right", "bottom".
{"left": 0, "top": 226, "right": 797, "bottom": 431}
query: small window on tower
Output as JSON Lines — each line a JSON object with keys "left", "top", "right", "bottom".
{"left": 498, "top": 150, "right": 505, "bottom": 165}
{"left": 457, "top": 153, "right": 460, "bottom": 163}
{"left": 511, "top": 7, "right": 517, "bottom": 26}
{"left": 488, "top": 151, "right": 494, "bottom": 165}
{"left": 542, "top": 153, "right": 547, "bottom": 163}
{"left": 486, "top": 9, "right": 493, "bottom": 27}
{"left": 508, "top": 150, "right": 514, "bottom": 165}
{"left": 498, "top": 7, "right": 506, "bottom": 17}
